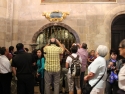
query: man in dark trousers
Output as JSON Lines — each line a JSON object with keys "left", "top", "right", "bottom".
{"left": 0, "top": 47, "right": 12, "bottom": 94}
{"left": 11, "top": 43, "right": 35, "bottom": 94}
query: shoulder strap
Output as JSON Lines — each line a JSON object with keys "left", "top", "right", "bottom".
{"left": 70, "top": 55, "right": 79, "bottom": 60}
{"left": 76, "top": 55, "right": 79, "bottom": 60}
{"left": 70, "top": 55, "right": 75, "bottom": 60}
{"left": 92, "top": 67, "right": 106, "bottom": 88}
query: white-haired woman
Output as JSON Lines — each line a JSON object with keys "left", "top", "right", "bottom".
{"left": 84, "top": 45, "right": 108, "bottom": 94}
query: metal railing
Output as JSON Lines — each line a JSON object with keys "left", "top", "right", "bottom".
{"left": 36, "top": 26, "right": 76, "bottom": 50}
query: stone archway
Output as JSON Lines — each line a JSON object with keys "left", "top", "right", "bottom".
{"left": 104, "top": 5, "right": 125, "bottom": 49}
{"left": 32, "top": 23, "right": 80, "bottom": 43}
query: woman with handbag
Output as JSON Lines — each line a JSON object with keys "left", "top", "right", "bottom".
{"left": 117, "top": 39, "right": 125, "bottom": 94}
{"left": 36, "top": 48, "right": 45, "bottom": 94}
{"left": 84, "top": 45, "right": 108, "bottom": 94}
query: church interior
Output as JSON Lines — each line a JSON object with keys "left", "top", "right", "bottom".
{"left": 0, "top": 0, "right": 125, "bottom": 94}
{"left": 0, "top": 0, "right": 125, "bottom": 54}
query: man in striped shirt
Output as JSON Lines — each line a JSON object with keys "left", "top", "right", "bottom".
{"left": 44, "top": 38, "right": 64, "bottom": 94}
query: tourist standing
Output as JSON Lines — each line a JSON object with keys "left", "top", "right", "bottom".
{"left": 44, "top": 38, "right": 64, "bottom": 94}
{"left": 36, "top": 49, "right": 45, "bottom": 94}
{"left": 77, "top": 43, "right": 88, "bottom": 92}
{"left": 12, "top": 43, "right": 35, "bottom": 94}
{"left": 84, "top": 45, "right": 108, "bottom": 94}
{"left": 0, "top": 47, "right": 12, "bottom": 94}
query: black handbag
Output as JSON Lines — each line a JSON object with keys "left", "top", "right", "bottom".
{"left": 83, "top": 68, "right": 106, "bottom": 94}
{"left": 117, "top": 89, "right": 125, "bottom": 94}
{"left": 82, "top": 81, "right": 92, "bottom": 94}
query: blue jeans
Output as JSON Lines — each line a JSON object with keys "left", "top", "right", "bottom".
{"left": 39, "top": 78, "right": 44, "bottom": 94}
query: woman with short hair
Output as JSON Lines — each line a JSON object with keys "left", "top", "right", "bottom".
{"left": 84, "top": 45, "right": 108, "bottom": 94}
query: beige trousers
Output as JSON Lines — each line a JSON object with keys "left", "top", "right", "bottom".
{"left": 90, "top": 88, "right": 104, "bottom": 94}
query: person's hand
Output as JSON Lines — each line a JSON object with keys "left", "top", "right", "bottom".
{"left": 109, "top": 62, "right": 113, "bottom": 66}
{"left": 108, "top": 64, "right": 111, "bottom": 68}
{"left": 84, "top": 76, "right": 88, "bottom": 82}
{"left": 77, "top": 43, "right": 81, "bottom": 48}
{"left": 111, "top": 66, "right": 116, "bottom": 70}
{"left": 36, "top": 73, "right": 40, "bottom": 78}
{"left": 33, "top": 62, "right": 36, "bottom": 66}
{"left": 114, "top": 70, "right": 117, "bottom": 74}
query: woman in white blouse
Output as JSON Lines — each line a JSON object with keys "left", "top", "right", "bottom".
{"left": 118, "top": 39, "right": 125, "bottom": 94}
{"left": 84, "top": 45, "right": 108, "bottom": 94}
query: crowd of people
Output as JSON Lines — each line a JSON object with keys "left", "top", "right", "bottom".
{"left": 0, "top": 38, "right": 125, "bottom": 94}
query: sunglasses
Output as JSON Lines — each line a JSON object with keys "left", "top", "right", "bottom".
{"left": 119, "top": 46, "right": 125, "bottom": 48}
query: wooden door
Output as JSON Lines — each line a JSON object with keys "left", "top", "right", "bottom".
{"left": 111, "top": 30, "right": 125, "bottom": 50}
{"left": 111, "top": 14, "right": 125, "bottom": 59}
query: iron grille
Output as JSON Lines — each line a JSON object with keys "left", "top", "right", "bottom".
{"left": 36, "top": 25, "right": 76, "bottom": 50}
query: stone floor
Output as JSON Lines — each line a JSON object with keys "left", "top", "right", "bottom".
{"left": 34, "top": 86, "right": 69, "bottom": 94}
{"left": 34, "top": 86, "right": 40, "bottom": 94}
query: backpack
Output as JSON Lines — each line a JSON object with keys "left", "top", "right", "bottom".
{"left": 70, "top": 55, "right": 81, "bottom": 77}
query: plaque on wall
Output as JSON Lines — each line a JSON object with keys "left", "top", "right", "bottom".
{"left": 43, "top": 11, "right": 69, "bottom": 22}
{"left": 41, "top": 0, "right": 117, "bottom": 3}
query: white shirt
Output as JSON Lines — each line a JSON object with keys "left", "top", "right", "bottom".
{"left": 118, "top": 65, "right": 125, "bottom": 91}
{"left": 66, "top": 53, "right": 82, "bottom": 73}
{"left": 88, "top": 56, "right": 107, "bottom": 88}
{"left": 0, "top": 55, "right": 12, "bottom": 73}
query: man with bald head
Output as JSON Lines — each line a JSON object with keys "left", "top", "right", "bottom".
{"left": 44, "top": 38, "right": 64, "bottom": 94}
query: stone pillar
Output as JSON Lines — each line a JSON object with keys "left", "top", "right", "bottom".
{"left": 12, "top": 0, "right": 20, "bottom": 46}
{"left": 5, "top": 0, "right": 14, "bottom": 47}
{"left": 0, "top": 0, "right": 7, "bottom": 46}
{"left": 29, "top": 43, "right": 38, "bottom": 51}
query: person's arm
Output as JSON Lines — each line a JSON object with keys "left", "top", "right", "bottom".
{"left": 106, "top": 60, "right": 112, "bottom": 73}
{"left": 37, "top": 58, "right": 45, "bottom": 74}
{"left": 56, "top": 39, "right": 64, "bottom": 53}
{"left": 66, "top": 62, "right": 69, "bottom": 69}
{"left": 77, "top": 43, "right": 81, "bottom": 49}
{"left": 11, "top": 59, "right": 16, "bottom": 76}
{"left": 35, "top": 60, "right": 40, "bottom": 77}
{"left": 84, "top": 72, "right": 95, "bottom": 81}
{"left": 12, "top": 67, "right": 16, "bottom": 76}
{"left": 84, "top": 59, "right": 99, "bottom": 81}
{"left": 65, "top": 56, "right": 70, "bottom": 69}
{"left": 65, "top": 48, "right": 71, "bottom": 54}
{"left": 116, "top": 60, "right": 122, "bottom": 74}
{"left": 87, "top": 58, "right": 90, "bottom": 62}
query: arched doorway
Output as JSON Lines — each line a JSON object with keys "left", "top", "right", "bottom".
{"left": 111, "top": 14, "right": 125, "bottom": 50}
{"left": 32, "top": 23, "right": 80, "bottom": 50}
{"left": 111, "top": 14, "right": 125, "bottom": 58}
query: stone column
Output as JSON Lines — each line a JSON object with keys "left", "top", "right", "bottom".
{"left": 5, "top": 0, "right": 14, "bottom": 47}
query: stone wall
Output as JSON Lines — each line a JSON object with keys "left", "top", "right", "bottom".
{"left": 12, "top": 0, "right": 125, "bottom": 52}
{"left": 1, "top": 0, "right": 125, "bottom": 55}
{"left": 0, "top": 0, "right": 7, "bottom": 46}
{"left": 41, "top": 0, "right": 116, "bottom": 2}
